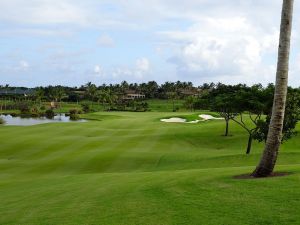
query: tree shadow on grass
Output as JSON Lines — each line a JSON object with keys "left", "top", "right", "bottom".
{"left": 233, "top": 172, "right": 293, "bottom": 179}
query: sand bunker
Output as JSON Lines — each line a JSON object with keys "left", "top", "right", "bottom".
{"left": 160, "top": 118, "right": 187, "bottom": 123}
{"left": 199, "top": 114, "right": 224, "bottom": 121}
{"left": 161, "top": 114, "right": 223, "bottom": 123}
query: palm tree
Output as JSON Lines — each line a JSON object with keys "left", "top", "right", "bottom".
{"left": 34, "top": 87, "right": 44, "bottom": 107}
{"left": 56, "top": 87, "right": 65, "bottom": 108}
{"left": 167, "top": 92, "right": 177, "bottom": 112}
{"left": 96, "top": 90, "right": 109, "bottom": 110}
{"left": 107, "top": 89, "right": 117, "bottom": 111}
{"left": 85, "top": 82, "right": 97, "bottom": 108}
{"left": 252, "top": 0, "right": 294, "bottom": 177}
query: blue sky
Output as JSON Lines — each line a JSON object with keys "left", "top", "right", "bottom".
{"left": 0, "top": 0, "right": 299, "bottom": 87}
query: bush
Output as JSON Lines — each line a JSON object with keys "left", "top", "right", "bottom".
{"left": 30, "top": 106, "right": 41, "bottom": 117}
{"left": 10, "top": 113, "right": 17, "bottom": 117}
{"left": 0, "top": 117, "right": 5, "bottom": 125}
{"left": 40, "top": 106, "right": 46, "bottom": 110}
{"left": 69, "top": 109, "right": 82, "bottom": 115}
{"left": 69, "top": 109, "right": 81, "bottom": 121}
{"left": 19, "top": 102, "right": 31, "bottom": 114}
{"left": 70, "top": 113, "right": 80, "bottom": 121}
{"left": 81, "top": 103, "right": 90, "bottom": 113}
{"left": 45, "top": 109, "right": 55, "bottom": 119}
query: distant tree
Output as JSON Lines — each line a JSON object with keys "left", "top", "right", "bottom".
{"left": 184, "top": 96, "right": 197, "bottom": 112}
{"left": 85, "top": 82, "right": 97, "bottom": 107}
{"left": 56, "top": 87, "right": 65, "bottom": 108}
{"left": 231, "top": 87, "right": 271, "bottom": 154}
{"left": 96, "top": 90, "right": 110, "bottom": 110}
{"left": 167, "top": 92, "right": 178, "bottom": 112}
{"left": 211, "top": 93, "right": 239, "bottom": 137}
{"left": 34, "top": 87, "right": 44, "bottom": 107}
{"left": 107, "top": 89, "right": 118, "bottom": 111}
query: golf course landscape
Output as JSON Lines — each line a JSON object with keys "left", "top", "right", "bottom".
{"left": 1, "top": 0, "right": 299, "bottom": 224}
{"left": 1, "top": 111, "right": 300, "bottom": 225}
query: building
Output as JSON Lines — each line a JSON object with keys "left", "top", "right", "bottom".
{"left": 0, "top": 88, "right": 35, "bottom": 97}
{"left": 123, "top": 90, "right": 146, "bottom": 100}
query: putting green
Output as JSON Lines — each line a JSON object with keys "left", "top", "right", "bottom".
{"left": 0, "top": 112, "right": 300, "bottom": 225}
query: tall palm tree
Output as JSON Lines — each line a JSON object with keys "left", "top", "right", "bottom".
{"left": 56, "top": 87, "right": 65, "bottom": 108}
{"left": 96, "top": 90, "right": 108, "bottom": 110}
{"left": 85, "top": 82, "right": 97, "bottom": 108}
{"left": 35, "top": 87, "right": 44, "bottom": 107}
{"left": 252, "top": 0, "right": 294, "bottom": 177}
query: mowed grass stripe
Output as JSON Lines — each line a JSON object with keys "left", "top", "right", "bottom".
{"left": 1, "top": 112, "right": 300, "bottom": 225}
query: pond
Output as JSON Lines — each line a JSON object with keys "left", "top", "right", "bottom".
{"left": 0, "top": 114, "right": 87, "bottom": 126}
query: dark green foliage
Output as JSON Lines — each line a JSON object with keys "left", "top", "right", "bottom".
{"left": 18, "top": 102, "right": 31, "bottom": 114}
{"left": 253, "top": 89, "right": 300, "bottom": 143}
{"left": 45, "top": 109, "right": 55, "bottom": 119}
{"left": 69, "top": 109, "right": 80, "bottom": 115}
{"left": 69, "top": 113, "right": 80, "bottom": 121}
{"left": 0, "top": 117, "right": 5, "bottom": 125}
{"left": 135, "top": 102, "right": 149, "bottom": 112}
{"left": 184, "top": 96, "right": 197, "bottom": 112}
{"left": 81, "top": 103, "right": 90, "bottom": 113}
{"left": 69, "top": 109, "right": 81, "bottom": 121}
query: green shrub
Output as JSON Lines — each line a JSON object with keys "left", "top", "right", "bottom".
{"left": 69, "top": 109, "right": 80, "bottom": 121}
{"left": 81, "top": 104, "right": 90, "bottom": 113}
{"left": 19, "top": 102, "right": 31, "bottom": 114}
{"left": 70, "top": 113, "right": 80, "bottom": 121}
{"left": 45, "top": 109, "right": 55, "bottom": 119}
{"left": 10, "top": 113, "right": 17, "bottom": 117}
{"left": 31, "top": 106, "right": 41, "bottom": 117}
{"left": 69, "top": 109, "right": 79, "bottom": 115}
{"left": 0, "top": 117, "right": 5, "bottom": 125}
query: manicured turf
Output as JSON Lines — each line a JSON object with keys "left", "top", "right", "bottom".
{"left": 0, "top": 112, "right": 300, "bottom": 225}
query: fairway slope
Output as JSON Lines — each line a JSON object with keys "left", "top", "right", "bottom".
{"left": 0, "top": 112, "right": 300, "bottom": 225}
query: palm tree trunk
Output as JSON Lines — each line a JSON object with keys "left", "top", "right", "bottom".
{"left": 253, "top": 0, "right": 294, "bottom": 177}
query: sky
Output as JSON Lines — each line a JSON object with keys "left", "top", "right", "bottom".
{"left": 0, "top": 0, "right": 299, "bottom": 87}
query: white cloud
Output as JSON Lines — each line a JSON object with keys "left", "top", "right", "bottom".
{"left": 91, "top": 58, "right": 151, "bottom": 81}
{"left": 161, "top": 16, "right": 280, "bottom": 84}
{"left": 136, "top": 58, "right": 150, "bottom": 72}
{"left": 19, "top": 60, "right": 29, "bottom": 71}
{"left": 0, "top": 0, "right": 88, "bottom": 25}
{"left": 97, "top": 34, "right": 115, "bottom": 48}
{"left": 94, "top": 65, "right": 103, "bottom": 75}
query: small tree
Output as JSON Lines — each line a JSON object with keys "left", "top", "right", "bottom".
{"left": 184, "top": 96, "right": 197, "bottom": 112}
{"left": 211, "top": 94, "right": 239, "bottom": 137}
{"left": 167, "top": 92, "right": 178, "bottom": 112}
{"left": 230, "top": 88, "right": 270, "bottom": 154}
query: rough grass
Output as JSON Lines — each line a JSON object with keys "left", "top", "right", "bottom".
{"left": 0, "top": 111, "right": 300, "bottom": 225}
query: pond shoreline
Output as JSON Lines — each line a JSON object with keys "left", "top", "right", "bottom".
{"left": 0, "top": 114, "right": 86, "bottom": 126}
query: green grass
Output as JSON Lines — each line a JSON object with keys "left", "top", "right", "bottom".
{"left": 0, "top": 99, "right": 186, "bottom": 114}
{"left": 0, "top": 111, "right": 300, "bottom": 224}
{"left": 146, "top": 99, "right": 185, "bottom": 112}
